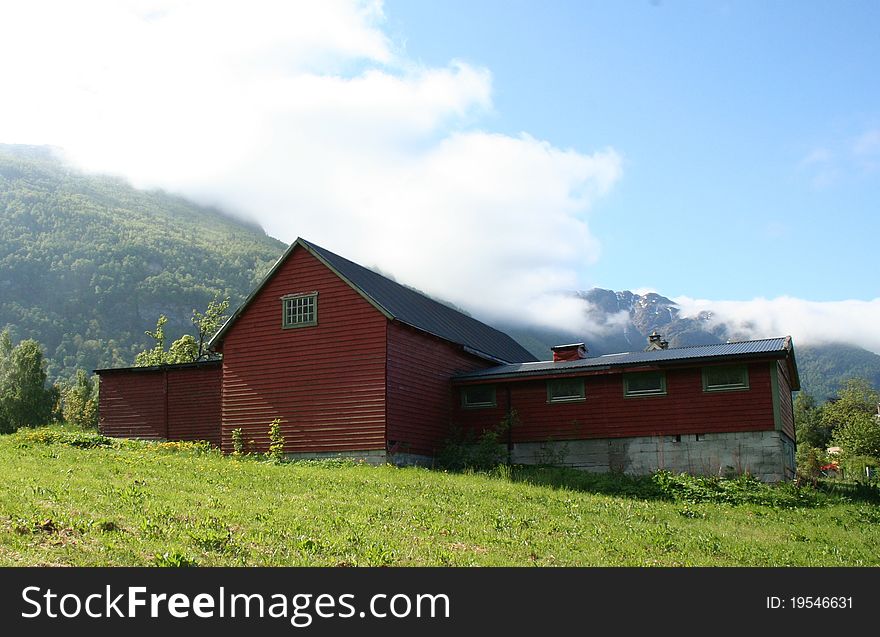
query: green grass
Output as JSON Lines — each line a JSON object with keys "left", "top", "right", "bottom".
{"left": 1, "top": 426, "right": 879, "bottom": 566}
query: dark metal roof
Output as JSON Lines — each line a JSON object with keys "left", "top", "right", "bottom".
{"left": 210, "top": 238, "right": 537, "bottom": 364}
{"left": 455, "top": 336, "right": 798, "bottom": 386}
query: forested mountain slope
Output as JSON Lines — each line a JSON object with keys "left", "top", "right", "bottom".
{"left": 0, "top": 144, "right": 285, "bottom": 380}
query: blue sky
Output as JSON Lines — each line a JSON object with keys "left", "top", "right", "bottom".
{"left": 1, "top": 1, "right": 878, "bottom": 350}
{"left": 385, "top": 0, "right": 880, "bottom": 300}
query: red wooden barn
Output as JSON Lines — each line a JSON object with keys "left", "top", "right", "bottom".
{"left": 97, "top": 238, "right": 799, "bottom": 480}
{"left": 98, "top": 238, "right": 533, "bottom": 463}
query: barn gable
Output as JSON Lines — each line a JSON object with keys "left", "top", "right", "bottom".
{"left": 210, "top": 238, "right": 536, "bottom": 365}
{"left": 216, "top": 243, "right": 389, "bottom": 454}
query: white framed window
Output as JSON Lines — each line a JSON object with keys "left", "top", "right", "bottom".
{"left": 282, "top": 292, "right": 318, "bottom": 328}
{"left": 547, "top": 378, "right": 585, "bottom": 403}
{"left": 461, "top": 385, "right": 496, "bottom": 409}
{"left": 623, "top": 371, "right": 666, "bottom": 397}
{"left": 703, "top": 365, "right": 749, "bottom": 392}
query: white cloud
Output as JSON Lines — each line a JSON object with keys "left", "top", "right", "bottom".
{"left": 580, "top": 305, "right": 632, "bottom": 339}
{"left": 854, "top": 129, "right": 880, "bottom": 156}
{"left": 675, "top": 296, "right": 880, "bottom": 354}
{"left": 799, "top": 147, "right": 832, "bottom": 166}
{"left": 798, "top": 127, "right": 880, "bottom": 187}
{"left": 0, "top": 0, "right": 622, "bottom": 333}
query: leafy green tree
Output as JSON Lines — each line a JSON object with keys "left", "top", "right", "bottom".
{"left": 61, "top": 369, "right": 100, "bottom": 430}
{"left": 794, "top": 391, "right": 833, "bottom": 449}
{"left": 832, "top": 415, "right": 880, "bottom": 459}
{"left": 826, "top": 378, "right": 880, "bottom": 459}
{"left": 822, "top": 378, "right": 878, "bottom": 429}
{"left": 134, "top": 299, "right": 229, "bottom": 366}
{"left": 0, "top": 330, "right": 57, "bottom": 433}
{"left": 191, "top": 298, "right": 230, "bottom": 360}
{"left": 134, "top": 315, "right": 170, "bottom": 367}
{"left": 167, "top": 334, "right": 198, "bottom": 363}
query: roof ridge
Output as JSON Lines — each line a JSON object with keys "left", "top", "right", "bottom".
{"left": 659, "top": 336, "right": 785, "bottom": 351}
{"left": 588, "top": 336, "right": 787, "bottom": 360}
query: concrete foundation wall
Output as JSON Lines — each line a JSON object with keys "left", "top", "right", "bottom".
{"left": 510, "top": 430, "right": 795, "bottom": 482}
{"left": 280, "top": 432, "right": 796, "bottom": 482}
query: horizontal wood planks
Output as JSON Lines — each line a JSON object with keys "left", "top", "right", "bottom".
{"left": 166, "top": 364, "right": 222, "bottom": 446}
{"left": 776, "top": 360, "right": 796, "bottom": 441}
{"left": 454, "top": 362, "right": 780, "bottom": 442}
{"left": 98, "top": 370, "right": 166, "bottom": 440}
{"left": 98, "top": 363, "right": 221, "bottom": 444}
{"left": 386, "top": 321, "right": 494, "bottom": 456}
{"left": 219, "top": 246, "right": 387, "bottom": 454}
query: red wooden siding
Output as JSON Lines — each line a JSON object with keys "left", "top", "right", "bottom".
{"left": 98, "top": 363, "right": 221, "bottom": 444}
{"left": 99, "top": 370, "right": 166, "bottom": 440}
{"left": 454, "top": 361, "right": 777, "bottom": 442}
{"left": 217, "top": 245, "right": 387, "bottom": 454}
{"left": 166, "top": 365, "right": 222, "bottom": 446}
{"left": 386, "top": 321, "right": 494, "bottom": 456}
{"left": 776, "top": 360, "right": 796, "bottom": 441}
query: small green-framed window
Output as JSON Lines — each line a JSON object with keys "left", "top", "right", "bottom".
{"left": 623, "top": 371, "right": 667, "bottom": 397}
{"left": 547, "top": 378, "right": 585, "bottom": 403}
{"left": 702, "top": 364, "right": 749, "bottom": 392}
{"left": 461, "top": 385, "right": 496, "bottom": 409}
{"left": 282, "top": 292, "right": 318, "bottom": 328}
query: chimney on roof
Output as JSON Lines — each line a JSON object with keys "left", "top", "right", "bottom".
{"left": 551, "top": 343, "right": 588, "bottom": 362}
{"left": 645, "top": 331, "right": 669, "bottom": 351}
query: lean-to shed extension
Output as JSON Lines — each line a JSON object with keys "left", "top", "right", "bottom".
{"left": 95, "top": 360, "right": 222, "bottom": 446}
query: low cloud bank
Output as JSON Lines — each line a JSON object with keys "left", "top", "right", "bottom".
{"left": 0, "top": 0, "right": 622, "bottom": 334}
{"left": 675, "top": 296, "right": 880, "bottom": 354}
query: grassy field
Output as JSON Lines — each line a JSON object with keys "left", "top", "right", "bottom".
{"left": 1, "top": 426, "right": 879, "bottom": 566}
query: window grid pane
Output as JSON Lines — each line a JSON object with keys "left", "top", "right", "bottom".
{"left": 462, "top": 385, "right": 496, "bottom": 408}
{"left": 548, "top": 379, "right": 585, "bottom": 402}
{"left": 283, "top": 294, "right": 317, "bottom": 327}
{"left": 704, "top": 365, "right": 748, "bottom": 390}
{"left": 624, "top": 371, "right": 666, "bottom": 396}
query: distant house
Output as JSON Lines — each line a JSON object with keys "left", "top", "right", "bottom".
{"left": 97, "top": 238, "right": 799, "bottom": 481}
